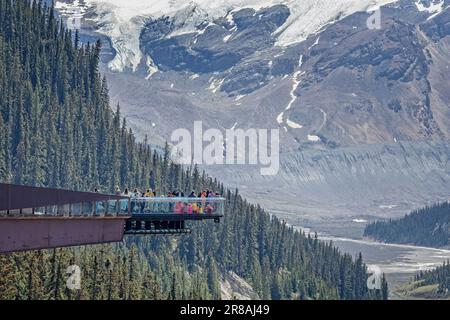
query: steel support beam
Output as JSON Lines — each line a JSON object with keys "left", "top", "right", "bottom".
{"left": 0, "top": 217, "right": 128, "bottom": 253}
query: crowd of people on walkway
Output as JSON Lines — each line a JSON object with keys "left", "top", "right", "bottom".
{"left": 111, "top": 187, "right": 222, "bottom": 215}
{"left": 115, "top": 187, "right": 221, "bottom": 199}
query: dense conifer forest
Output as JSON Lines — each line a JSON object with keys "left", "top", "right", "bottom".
{"left": 0, "top": 0, "right": 387, "bottom": 300}
{"left": 364, "top": 203, "right": 450, "bottom": 248}
{"left": 412, "top": 261, "right": 450, "bottom": 298}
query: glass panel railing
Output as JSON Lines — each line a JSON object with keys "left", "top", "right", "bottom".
{"left": 21, "top": 208, "right": 33, "bottom": 216}
{"left": 70, "top": 203, "right": 83, "bottom": 216}
{"left": 129, "top": 197, "right": 225, "bottom": 216}
{"left": 82, "top": 202, "right": 94, "bottom": 216}
{"left": 107, "top": 200, "right": 119, "bottom": 215}
{"left": 46, "top": 205, "right": 58, "bottom": 216}
{"left": 35, "top": 207, "right": 46, "bottom": 216}
{"left": 0, "top": 197, "right": 223, "bottom": 218}
{"left": 118, "top": 199, "right": 130, "bottom": 216}
{"left": 94, "top": 201, "right": 106, "bottom": 216}
{"left": 57, "top": 204, "right": 71, "bottom": 216}
{"left": 8, "top": 209, "right": 21, "bottom": 216}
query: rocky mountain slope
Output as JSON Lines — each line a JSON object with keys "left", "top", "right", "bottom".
{"left": 210, "top": 140, "right": 450, "bottom": 237}
{"left": 55, "top": 0, "right": 450, "bottom": 146}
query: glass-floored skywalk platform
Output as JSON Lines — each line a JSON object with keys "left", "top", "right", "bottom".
{"left": 124, "top": 197, "right": 225, "bottom": 235}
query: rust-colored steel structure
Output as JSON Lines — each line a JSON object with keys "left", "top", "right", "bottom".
{"left": 0, "top": 183, "right": 130, "bottom": 253}
{"left": 0, "top": 184, "right": 224, "bottom": 253}
{"left": 0, "top": 216, "right": 128, "bottom": 253}
{"left": 0, "top": 183, "right": 127, "bottom": 212}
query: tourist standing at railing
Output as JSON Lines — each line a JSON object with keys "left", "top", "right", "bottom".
{"left": 200, "top": 190, "right": 207, "bottom": 214}
{"left": 121, "top": 188, "right": 130, "bottom": 212}
{"left": 172, "top": 190, "right": 185, "bottom": 197}
{"left": 165, "top": 192, "right": 173, "bottom": 212}
{"left": 144, "top": 189, "right": 155, "bottom": 197}
{"left": 192, "top": 202, "right": 200, "bottom": 214}
{"left": 139, "top": 190, "right": 145, "bottom": 213}
{"left": 205, "top": 191, "right": 214, "bottom": 214}
{"left": 188, "top": 191, "right": 197, "bottom": 214}
{"left": 93, "top": 188, "right": 104, "bottom": 215}
{"left": 174, "top": 201, "right": 185, "bottom": 214}
{"left": 111, "top": 186, "right": 122, "bottom": 214}
{"left": 130, "top": 189, "right": 136, "bottom": 213}
{"left": 142, "top": 189, "right": 155, "bottom": 213}
{"left": 122, "top": 189, "right": 221, "bottom": 216}
{"left": 205, "top": 203, "right": 214, "bottom": 214}
{"left": 131, "top": 188, "right": 139, "bottom": 197}
{"left": 187, "top": 202, "right": 193, "bottom": 214}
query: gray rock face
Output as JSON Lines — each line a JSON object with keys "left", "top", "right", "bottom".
{"left": 291, "top": 5, "right": 450, "bottom": 146}
{"left": 140, "top": 5, "right": 290, "bottom": 75}
{"left": 65, "top": 1, "right": 450, "bottom": 147}
{"left": 207, "top": 140, "right": 450, "bottom": 237}
{"left": 130, "top": 1, "right": 450, "bottom": 147}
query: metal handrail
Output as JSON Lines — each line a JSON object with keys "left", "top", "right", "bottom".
{"left": 129, "top": 197, "right": 226, "bottom": 202}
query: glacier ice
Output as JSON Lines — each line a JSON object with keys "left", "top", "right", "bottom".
{"left": 56, "top": 0, "right": 400, "bottom": 72}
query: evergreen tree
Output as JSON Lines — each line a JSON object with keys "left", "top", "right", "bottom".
{"left": 365, "top": 202, "right": 450, "bottom": 248}
{"left": 207, "top": 256, "right": 221, "bottom": 300}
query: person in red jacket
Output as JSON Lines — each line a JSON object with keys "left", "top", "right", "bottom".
{"left": 174, "top": 201, "right": 185, "bottom": 214}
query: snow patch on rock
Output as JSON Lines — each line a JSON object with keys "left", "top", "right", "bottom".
{"left": 307, "top": 135, "right": 321, "bottom": 142}
{"left": 274, "top": 0, "right": 399, "bottom": 46}
{"left": 415, "top": 0, "right": 445, "bottom": 21}
{"left": 287, "top": 119, "right": 303, "bottom": 129}
{"left": 277, "top": 55, "right": 304, "bottom": 126}
{"left": 208, "top": 78, "right": 225, "bottom": 94}
{"left": 145, "top": 55, "right": 158, "bottom": 79}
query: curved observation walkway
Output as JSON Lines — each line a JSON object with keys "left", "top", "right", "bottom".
{"left": 0, "top": 184, "right": 224, "bottom": 253}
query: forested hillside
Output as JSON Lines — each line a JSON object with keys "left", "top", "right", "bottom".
{"left": 0, "top": 0, "right": 386, "bottom": 300}
{"left": 414, "top": 261, "right": 450, "bottom": 298}
{"left": 397, "top": 261, "right": 450, "bottom": 300}
{"left": 364, "top": 203, "right": 450, "bottom": 248}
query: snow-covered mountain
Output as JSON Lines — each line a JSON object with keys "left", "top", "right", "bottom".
{"left": 57, "top": 0, "right": 399, "bottom": 72}
{"left": 54, "top": 0, "right": 450, "bottom": 237}
{"left": 55, "top": 0, "right": 450, "bottom": 145}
